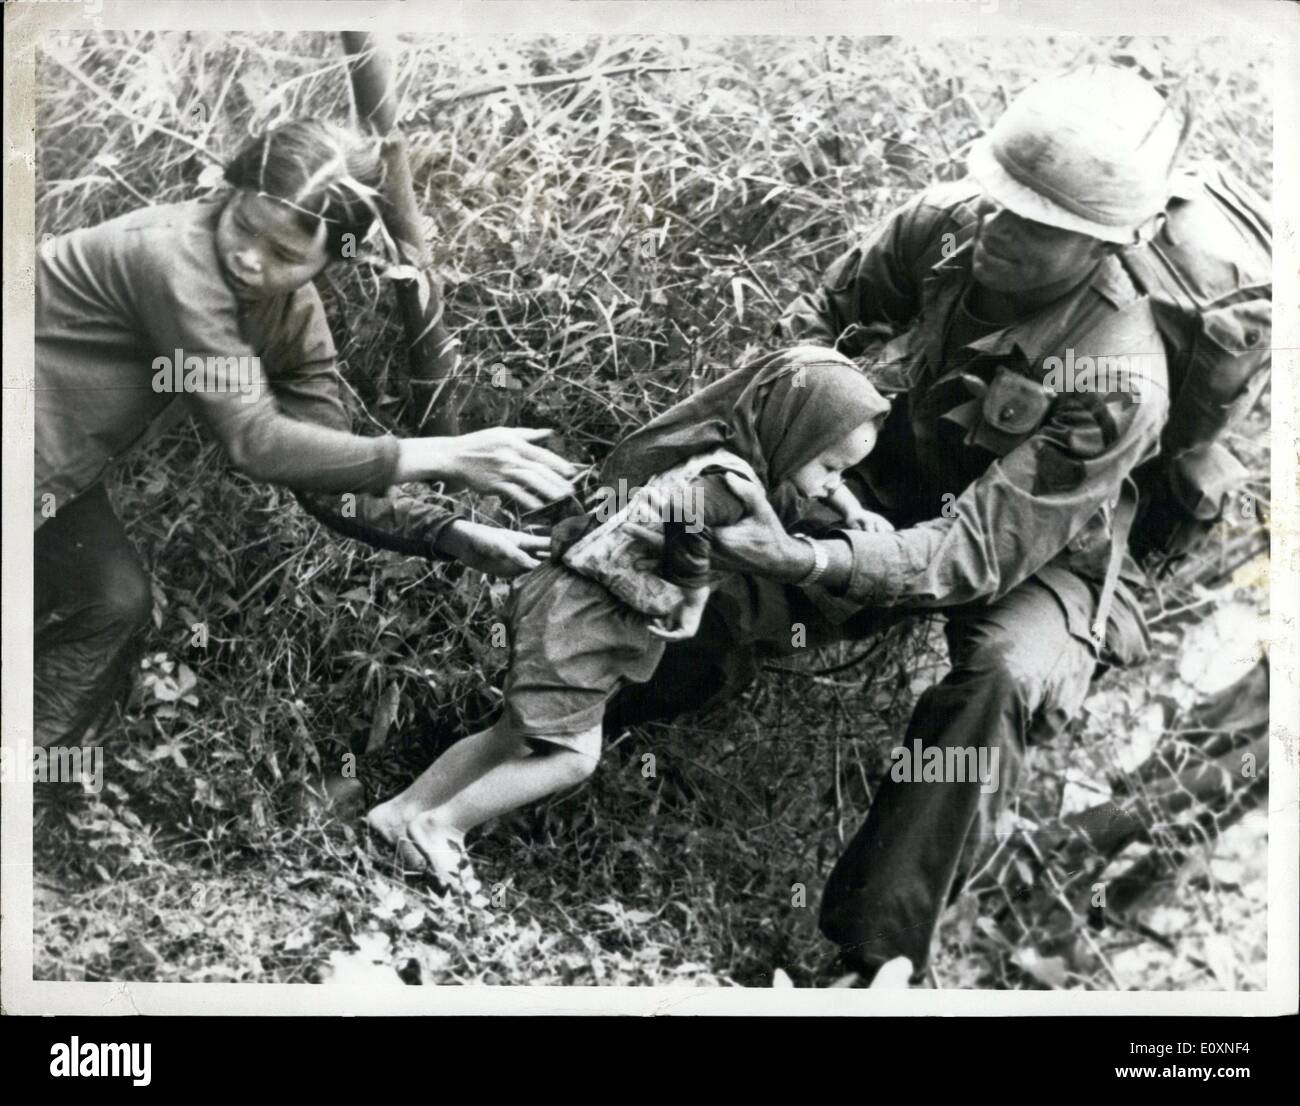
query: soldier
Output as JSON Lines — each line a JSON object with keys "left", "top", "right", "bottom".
{"left": 613, "top": 66, "right": 1183, "bottom": 984}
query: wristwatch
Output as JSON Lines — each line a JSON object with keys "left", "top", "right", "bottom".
{"left": 794, "top": 534, "right": 828, "bottom": 586}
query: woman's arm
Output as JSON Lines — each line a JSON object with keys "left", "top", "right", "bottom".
{"left": 137, "top": 245, "right": 577, "bottom": 504}
{"left": 252, "top": 287, "right": 567, "bottom": 562}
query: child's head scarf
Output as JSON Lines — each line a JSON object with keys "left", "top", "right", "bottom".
{"left": 603, "top": 346, "right": 890, "bottom": 520}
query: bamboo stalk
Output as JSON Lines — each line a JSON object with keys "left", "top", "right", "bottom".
{"left": 342, "top": 32, "right": 459, "bottom": 435}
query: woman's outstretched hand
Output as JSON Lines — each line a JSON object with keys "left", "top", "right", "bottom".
{"left": 709, "top": 472, "right": 813, "bottom": 583}
{"left": 436, "top": 520, "right": 550, "bottom": 577}
{"left": 396, "top": 427, "right": 579, "bottom": 509}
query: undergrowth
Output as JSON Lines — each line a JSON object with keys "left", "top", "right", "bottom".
{"left": 31, "top": 32, "right": 1270, "bottom": 989}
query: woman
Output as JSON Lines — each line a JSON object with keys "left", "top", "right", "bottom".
{"left": 34, "top": 118, "right": 577, "bottom": 749}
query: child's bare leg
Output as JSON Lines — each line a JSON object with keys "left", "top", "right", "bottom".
{"left": 406, "top": 725, "right": 601, "bottom": 883}
{"left": 365, "top": 721, "right": 515, "bottom": 846}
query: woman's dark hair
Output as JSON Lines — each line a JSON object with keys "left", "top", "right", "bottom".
{"left": 224, "top": 118, "right": 384, "bottom": 257}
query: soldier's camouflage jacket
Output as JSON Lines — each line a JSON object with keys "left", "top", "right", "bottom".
{"left": 779, "top": 178, "right": 1169, "bottom": 651}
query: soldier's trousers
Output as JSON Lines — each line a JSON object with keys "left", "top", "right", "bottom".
{"left": 818, "top": 579, "right": 1101, "bottom": 975}
{"left": 34, "top": 483, "right": 152, "bottom": 748}
{"left": 606, "top": 571, "right": 1125, "bottom": 976}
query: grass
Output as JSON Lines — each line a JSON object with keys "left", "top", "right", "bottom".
{"left": 32, "top": 31, "right": 1271, "bottom": 989}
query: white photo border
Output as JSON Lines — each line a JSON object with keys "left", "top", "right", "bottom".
{"left": 4, "top": 0, "right": 1296, "bottom": 1016}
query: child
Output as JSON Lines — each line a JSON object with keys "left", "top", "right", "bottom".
{"left": 366, "top": 347, "right": 892, "bottom": 891}
{"left": 34, "top": 118, "right": 575, "bottom": 749}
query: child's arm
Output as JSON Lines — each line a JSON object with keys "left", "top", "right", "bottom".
{"left": 660, "top": 468, "right": 749, "bottom": 588}
{"left": 826, "top": 482, "right": 895, "bottom": 533}
{"left": 650, "top": 468, "right": 751, "bottom": 641}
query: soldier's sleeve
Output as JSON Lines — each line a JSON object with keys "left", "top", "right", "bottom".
{"left": 775, "top": 190, "right": 940, "bottom": 354}
{"left": 833, "top": 305, "right": 1170, "bottom": 607}
{"left": 264, "top": 287, "right": 464, "bottom": 560}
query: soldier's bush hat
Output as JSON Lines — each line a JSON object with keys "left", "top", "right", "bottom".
{"left": 968, "top": 66, "right": 1182, "bottom": 244}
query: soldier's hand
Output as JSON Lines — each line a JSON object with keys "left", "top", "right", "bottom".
{"left": 710, "top": 473, "right": 812, "bottom": 583}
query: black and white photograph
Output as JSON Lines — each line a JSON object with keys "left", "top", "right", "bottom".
{"left": 3, "top": 0, "right": 1297, "bottom": 1024}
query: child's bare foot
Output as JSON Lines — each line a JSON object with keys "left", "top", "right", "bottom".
{"left": 406, "top": 812, "right": 483, "bottom": 898}
{"left": 364, "top": 801, "right": 428, "bottom": 874}
{"left": 364, "top": 799, "right": 407, "bottom": 846}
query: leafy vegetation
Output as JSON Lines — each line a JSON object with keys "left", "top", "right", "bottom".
{"left": 33, "top": 32, "right": 1270, "bottom": 988}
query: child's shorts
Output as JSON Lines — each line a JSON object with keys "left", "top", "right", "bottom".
{"left": 502, "top": 561, "right": 667, "bottom": 749}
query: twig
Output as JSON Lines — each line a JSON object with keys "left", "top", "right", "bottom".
{"left": 234, "top": 545, "right": 311, "bottom": 609}
{"left": 405, "top": 63, "right": 693, "bottom": 126}
{"left": 42, "top": 49, "right": 223, "bottom": 165}
{"left": 1024, "top": 835, "right": 1126, "bottom": 990}
{"left": 95, "top": 161, "right": 154, "bottom": 208}
{"left": 196, "top": 45, "right": 246, "bottom": 153}
{"left": 822, "top": 43, "right": 846, "bottom": 169}
{"left": 1146, "top": 593, "right": 1219, "bottom": 627}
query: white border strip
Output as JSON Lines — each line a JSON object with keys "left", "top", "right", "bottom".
{"left": 3, "top": 0, "right": 1296, "bottom": 1016}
